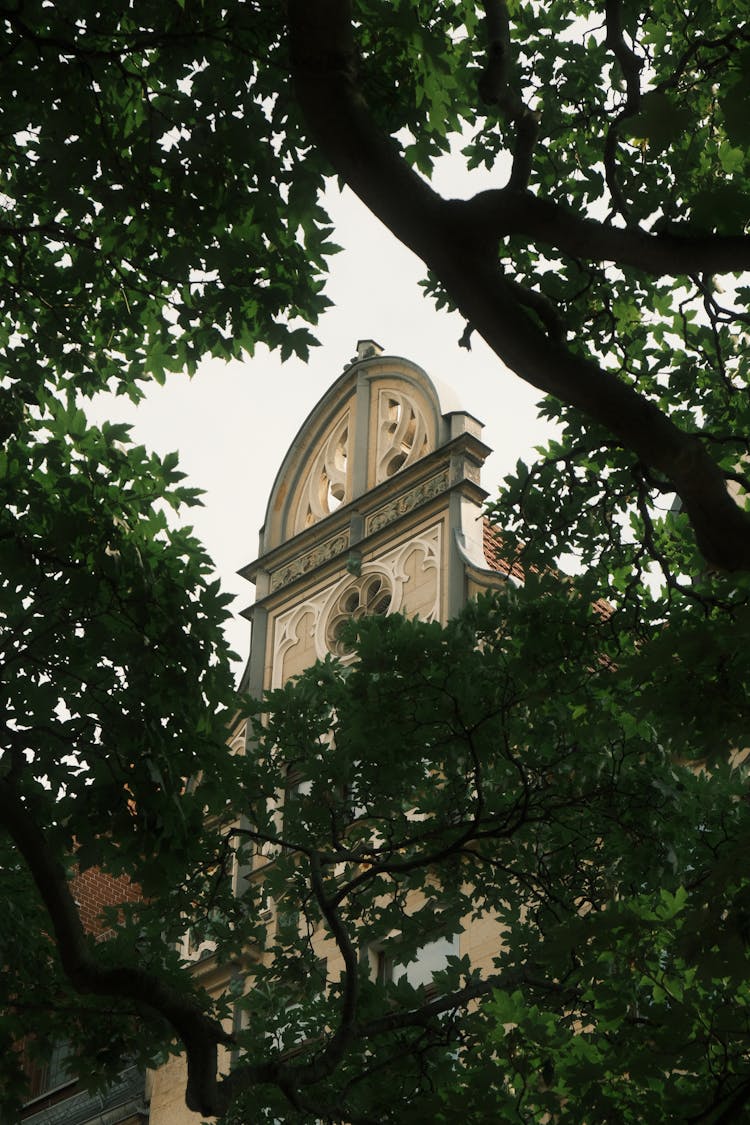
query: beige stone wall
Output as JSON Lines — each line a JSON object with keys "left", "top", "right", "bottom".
{"left": 276, "top": 606, "right": 317, "bottom": 687}
{"left": 148, "top": 1055, "right": 201, "bottom": 1125}
{"left": 148, "top": 353, "right": 500, "bottom": 1121}
{"left": 397, "top": 529, "right": 442, "bottom": 622}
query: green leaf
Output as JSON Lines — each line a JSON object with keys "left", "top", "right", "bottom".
{"left": 626, "top": 91, "right": 693, "bottom": 154}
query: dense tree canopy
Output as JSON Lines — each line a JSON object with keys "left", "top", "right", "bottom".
{"left": 226, "top": 593, "right": 750, "bottom": 1123}
{"left": 3, "top": 0, "right": 750, "bottom": 566}
{"left": 2, "top": 1, "right": 750, "bottom": 1122}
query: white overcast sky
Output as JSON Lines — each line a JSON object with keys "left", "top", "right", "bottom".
{"left": 89, "top": 176, "right": 552, "bottom": 667}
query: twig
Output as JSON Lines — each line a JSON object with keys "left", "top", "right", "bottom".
{"left": 603, "top": 0, "right": 643, "bottom": 224}
{"left": 478, "top": 0, "right": 539, "bottom": 191}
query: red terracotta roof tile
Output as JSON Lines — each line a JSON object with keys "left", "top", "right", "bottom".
{"left": 482, "top": 520, "right": 525, "bottom": 581}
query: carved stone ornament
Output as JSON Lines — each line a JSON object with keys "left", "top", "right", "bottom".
{"left": 292, "top": 412, "right": 351, "bottom": 535}
{"left": 365, "top": 470, "right": 449, "bottom": 536}
{"left": 375, "top": 388, "right": 430, "bottom": 484}
{"left": 269, "top": 531, "right": 350, "bottom": 593}
{"left": 271, "top": 524, "right": 442, "bottom": 686}
{"left": 324, "top": 572, "right": 393, "bottom": 655}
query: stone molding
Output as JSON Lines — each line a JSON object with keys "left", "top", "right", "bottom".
{"left": 365, "top": 470, "right": 449, "bottom": 536}
{"left": 269, "top": 530, "right": 351, "bottom": 593}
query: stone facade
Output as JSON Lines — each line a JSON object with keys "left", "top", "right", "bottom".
{"left": 146, "top": 343, "right": 512, "bottom": 1121}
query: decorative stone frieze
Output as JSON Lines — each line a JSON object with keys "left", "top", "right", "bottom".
{"left": 269, "top": 530, "right": 350, "bottom": 593}
{"left": 365, "top": 470, "right": 449, "bottom": 535}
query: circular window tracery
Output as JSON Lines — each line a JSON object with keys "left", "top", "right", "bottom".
{"left": 325, "top": 573, "right": 393, "bottom": 655}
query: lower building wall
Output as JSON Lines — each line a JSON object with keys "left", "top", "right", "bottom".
{"left": 146, "top": 907, "right": 505, "bottom": 1123}
{"left": 148, "top": 1056, "right": 204, "bottom": 1125}
{"left": 20, "top": 1064, "right": 148, "bottom": 1125}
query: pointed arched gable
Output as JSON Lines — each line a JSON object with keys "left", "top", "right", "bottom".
{"left": 260, "top": 347, "right": 454, "bottom": 553}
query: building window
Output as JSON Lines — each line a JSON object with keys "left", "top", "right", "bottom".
{"left": 285, "top": 768, "right": 313, "bottom": 804}
{"left": 22, "top": 1039, "right": 75, "bottom": 1103}
{"left": 325, "top": 572, "right": 393, "bottom": 655}
{"left": 370, "top": 933, "right": 461, "bottom": 996}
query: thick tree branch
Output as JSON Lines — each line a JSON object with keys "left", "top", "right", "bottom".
{"left": 437, "top": 250, "right": 750, "bottom": 570}
{"left": 603, "top": 0, "right": 643, "bottom": 223}
{"left": 288, "top": 0, "right": 750, "bottom": 571}
{"left": 288, "top": 0, "right": 444, "bottom": 255}
{"left": 604, "top": 0, "right": 642, "bottom": 113}
{"left": 306, "top": 851, "right": 360, "bottom": 1074}
{"left": 451, "top": 189, "right": 750, "bottom": 276}
{"left": 287, "top": 1, "right": 750, "bottom": 279}
{"left": 504, "top": 274, "right": 565, "bottom": 341}
{"left": 0, "top": 778, "right": 232, "bottom": 1116}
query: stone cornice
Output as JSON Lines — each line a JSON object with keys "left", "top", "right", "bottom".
{"left": 240, "top": 430, "right": 490, "bottom": 593}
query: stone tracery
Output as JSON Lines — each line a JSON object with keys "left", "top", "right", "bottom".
{"left": 375, "top": 388, "right": 429, "bottom": 484}
{"left": 325, "top": 572, "right": 393, "bottom": 655}
{"left": 293, "top": 412, "right": 350, "bottom": 534}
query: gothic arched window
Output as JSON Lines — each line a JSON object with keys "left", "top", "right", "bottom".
{"left": 325, "top": 572, "right": 393, "bottom": 655}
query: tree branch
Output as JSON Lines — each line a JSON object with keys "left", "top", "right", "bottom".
{"left": 604, "top": 0, "right": 642, "bottom": 113}
{"left": 216, "top": 852, "right": 364, "bottom": 1110}
{"left": 288, "top": 0, "right": 750, "bottom": 571}
{"left": 478, "top": 0, "right": 539, "bottom": 190}
{"left": 0, "top": 777, "right": 232, "bottom": 1116}
{"left": 603, "top": 0, "right": 643, "bottom": 223}
{"left": 306, "top": 851, "right": 360, "bottom": 1075}
{"left": 450, "top": 189, "right": 750, "bottom": 276}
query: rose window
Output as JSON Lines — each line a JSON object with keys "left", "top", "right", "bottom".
{"left": 325, "top": 573, "right": 393, "bottom": 655}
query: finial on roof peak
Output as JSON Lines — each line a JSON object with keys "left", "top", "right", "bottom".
{"left": 355, "top": 338, "right": 384, "bottom": 360}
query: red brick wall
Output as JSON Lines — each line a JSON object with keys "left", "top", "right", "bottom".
{"left": 71, "top": 868, "right": 141, "bottom": 938}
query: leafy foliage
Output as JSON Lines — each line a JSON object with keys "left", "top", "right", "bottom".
{"left": 2, "top": 1, "right": 750, "bottom": 1122}
{"left": 1, "top": 1, "right": 331, "bottom": 401}
{"left": 219, "top": 587, "right": 750, "bottom": 1123}
{"left": 0, "top": 388, "right": 238, "bottom": 1110}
